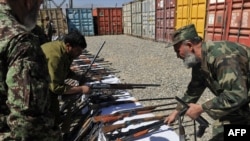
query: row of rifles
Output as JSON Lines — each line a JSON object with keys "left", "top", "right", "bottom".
{"left": 58, "top": 41, "right": 207, "bottom": 141}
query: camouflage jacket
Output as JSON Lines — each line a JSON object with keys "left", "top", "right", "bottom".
{"left": 181, "top": 40, "right": 250, "bottom": 120}
{"left": 0, "top": 4, "right": 61, "bottom": 140}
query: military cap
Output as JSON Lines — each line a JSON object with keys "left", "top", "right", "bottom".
{"left": 167, "top": 24, "right": 198, "bottom": 47}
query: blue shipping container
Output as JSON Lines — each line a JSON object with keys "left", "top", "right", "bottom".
{"left": 66, "top": 8, "right": 95, "bottom": 36}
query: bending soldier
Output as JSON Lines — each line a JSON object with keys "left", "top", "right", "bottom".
{"left": 41, "top": 30, "right": 91, "bottom": 135}
{"left": 165, "top": 24, "right": 250, "bottom": 141}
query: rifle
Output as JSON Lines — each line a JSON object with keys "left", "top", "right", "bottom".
{"left": 175, "top": 96, "right": 209, "bottom": 138}
{"left": 89, "top": 83, "right": 161, "bottom": 89}
{"left": 102, "top": 114, "right": 169, "bottom": 133}
{"left": 105, "top": 119, "right": 166, "bottom": 141}
{"left": 89, "top": 100, "right": 141, "bottom": 109}
{"left": 83, "top": 41, "right": 106, "bottom": 76}
{"left": 92, "top": 102, "right": 177, "bottom": 123}
{"left": 88, "top": 94, "right": 175, "bottom": 105}
{"left": 73, "top": 109, "right": 101, "bottom": 141}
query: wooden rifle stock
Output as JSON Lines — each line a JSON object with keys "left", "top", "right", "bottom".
{"left": 92, "top": 102, "right": 177, "bottom": 122}
{"left": 102, "top": 114, "right": 169, "bottom": 133}
{"left": 93, "top": 107, "right": 176, "bottom": 123}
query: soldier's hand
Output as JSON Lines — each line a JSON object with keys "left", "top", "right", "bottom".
{"left": 186, "top": 103, "right": 203, "bottom": 120}
{"left": 164, "top": 110, "right": 179, "bottom": 125}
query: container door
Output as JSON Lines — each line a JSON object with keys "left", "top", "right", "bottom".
{"left": 123, "top": 3, "right": 132, "bottom": 35}
{"left": 205, "top": 0, "right": 227, "bottom": 41}
{"left": 155, "top": 0, "right": 176, "bottom": 43}
{"left": 176, "top": 0, "right": 207, "bottom": 38}
{"left": 226, "top": 0, "right": 250, "bottom": 46}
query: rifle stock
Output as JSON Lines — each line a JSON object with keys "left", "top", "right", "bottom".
{"left": 102, "top": 114, "right": 169, "bottom": 133}
{"left": 93, "top": 107, "right": 175, "bottom": 123}
{"left": 92, "top": 102, "right": 177, "bottom": 122}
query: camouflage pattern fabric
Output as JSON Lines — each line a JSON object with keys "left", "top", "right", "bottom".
{"left": 167, "top": 24, "right": 199, "bottom": 47}
{"left": 179, "top": 40, "right": 250, "bottom": 139}
{"left": 0, "top": 4, "right": 62, "bottom": 141}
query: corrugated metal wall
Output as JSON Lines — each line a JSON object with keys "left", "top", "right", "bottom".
{"left": 155, "top": 0, "right": 176, "bottom": 43}
{"left": 205, "top": 0, "right": 227, "bottom": 41}
{"left": 205, "top": 0, "right": 250, "bottom": 47}
{"left": 131, "top": 0, "right": 143, "bottom": 37}
{"left": 93, "top": 8, "right": 123, "bottom": 35}
{"left": 226, "top": 0, "right": 250, "bottom": 46}
{"left": 66, "top": 8, "right": 95, "bottom": 36}
{"left": 123, "top": 2, "right": 132, "bottom": 35}
{"left": 37, "top": 8, "right": 68, "bottom": 37}
{"left": 142, "top": 0, "right": 156, "bottom": 40}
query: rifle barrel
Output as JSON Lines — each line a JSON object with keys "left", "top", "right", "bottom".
{"left": 90, "top": 83, "right": 161, "bottom": 89}
{"left": 84, "top": 41, "right": 106, "bottom": 76}
{"left": 111, "top": 102, "right": 177, "bottom": 115}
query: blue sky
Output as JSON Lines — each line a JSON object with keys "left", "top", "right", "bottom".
{"left": 51, "top": 0, "right": 132, "bottom": 8}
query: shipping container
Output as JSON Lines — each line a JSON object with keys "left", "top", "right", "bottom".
{"left": 155, "top": 0, "right": 176, "bottom": 42}
{"left": 131, "top": 0, "right": 143, "bottom": 37}
{"left": 205, "top": 0, "right": 250, "bottom": 46}
{"left": 142, "top": 0, "right": 156, "bottom": 40}
{"left": 37, "top": 8, "right": 68, "bottom": 38}
{"left": 93, "top": 8, "right": 123, "bottom": 35}
{"left": 227, "top": 0, "right": 250, "bottom": 46}
{"left": 176, "top": 0, "right": 207, "bottom": 38}
{"left": 205, "top": 0, "right": 228, "bottom": 41}
{"left": 123, "top": 2, "right": 132, "bottom": 35}
{"left": 66, "top": 8, "right": 95, "bottom": 36}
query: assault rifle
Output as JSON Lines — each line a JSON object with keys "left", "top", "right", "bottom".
{"left": 175, "top": 96, "right": 209, "bottom": 138}
{"left": 102, "top": 114, "right": 169, "bottom": 133}
{"left": 92, "top": 102, "right": 177, "bottom": 123}
{"left": 89, "top": 83, "right": 161, "bottom": 89}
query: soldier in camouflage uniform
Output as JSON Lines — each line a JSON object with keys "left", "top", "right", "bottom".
{"left": 164, "top": 24, "right": 250, "bottom": 140}
{"left": 0, "top": 0, "right": 62, "bottom": 140}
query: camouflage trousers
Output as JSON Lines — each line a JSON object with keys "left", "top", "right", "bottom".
{"left": 1, "top": 113, "right": 62, "bottom": 141}
{"left": 0, "top": 126, "right": 62, "bottom": 141}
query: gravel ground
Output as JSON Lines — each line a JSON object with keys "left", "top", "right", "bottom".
{"left": 84, "top": 35, "right": 215, "bottom": 141}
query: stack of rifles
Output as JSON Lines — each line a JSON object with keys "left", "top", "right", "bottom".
{"left": 59, "top": 41, "right": 209, "bottom": 141}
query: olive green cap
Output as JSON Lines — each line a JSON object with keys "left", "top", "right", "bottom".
{"left": 166, "top": 24, "right": 198, "bottom": 47}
